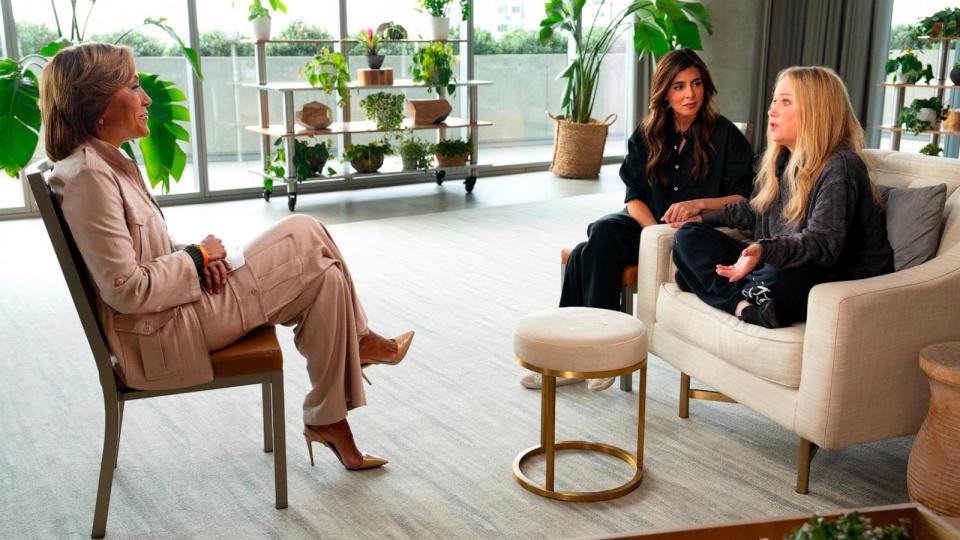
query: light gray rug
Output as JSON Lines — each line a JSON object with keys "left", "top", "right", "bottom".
{"left": 0, "top": 192, "right": 911, "bottom": 539}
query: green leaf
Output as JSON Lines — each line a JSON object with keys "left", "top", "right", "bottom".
{"left": 680, "top": 2, "right": 713, "bottom": 33}
{"left": 142, "top": 18, "right": 204, "bottom": 80}
{"left": 326, "top": 166, "right": 337, "bottom": 176}
{"left": 39, "top": 38, "right": 73, "bottom": 57}
{"left": 137, "top": 71, "right": 191, "bottom": 193}
{"left": 538, "top": 26, "right": 555, "bottom": 45}
{"left": 0, "top": 64, "right": 41, "bottom": 177}
{"left": 634, "top": 20, "right": 670, "bottom": 57}
{"left": 120, "top": 142, "right": 138, "bottom": 163}
{"left": 673, "top": 19, "right": 702, "bottom": 49}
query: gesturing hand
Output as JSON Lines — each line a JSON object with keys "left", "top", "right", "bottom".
{"left": 202, "top": 259, "right": 231, "bottom": 294}
{"left": 662, "top": 200, "right": 703, "bottom": 224}
{"left": 668, "top": 215, "right": 703, "bottom": 228}
{"left": 201, "top": 234, "right": 227, "bottom": 261}
{"left": 716, "top": 243, "right": 762, "bottom": 282}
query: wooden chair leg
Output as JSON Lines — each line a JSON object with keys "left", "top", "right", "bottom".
{"left": 619, "top": 286, "right": 635, "bottom": 392}
{"left": 796, "top": 437, "right": 818, "bottom": 494}
{"left": 92, "top": 396, "right": 120, "bottom": 539}
{"left": 679, "top": 373, "right": 691, "bottom": 418}
{"left": 271, "top": 372, "right": 288, "bottom": 509}
{"left": 115, "top": 402, "right": 124, "bottom": 468}
{"left": 262, "top": 382, "right": 273, "bottom": 453}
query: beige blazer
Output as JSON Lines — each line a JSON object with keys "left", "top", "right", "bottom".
{"left": 50, "top": 138, "right": 213, "bottom": 390}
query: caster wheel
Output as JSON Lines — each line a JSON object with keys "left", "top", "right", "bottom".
{"left": 465, "top": 176, "right": 477, "bottom": 193}
{"left": 263, "top": 188, "right": 271, "bottom": 202}
{"left": 435, "top": 170, "right": 446, "bottom": 185}
{"left": 287, "top": 193, "right": 297, "bottom": 212}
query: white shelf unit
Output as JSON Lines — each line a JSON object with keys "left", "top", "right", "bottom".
{"left": 247, "top": 39, "right": 492, "bottom": 211}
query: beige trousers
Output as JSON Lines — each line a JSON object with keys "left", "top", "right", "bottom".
{"left": 195, "top": 215, "right": 369, "bottom": 425}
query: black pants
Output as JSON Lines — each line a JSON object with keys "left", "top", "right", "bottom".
{"left": 560, "top": 209, "right": 643, "bottom": 311}
{"left": 672, "top": 222, "right": 833, "bottom": 325}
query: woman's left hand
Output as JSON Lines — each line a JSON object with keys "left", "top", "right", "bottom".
{"left": 202, "top": 259, "right": 232, "bottom": 294}
{"left": 662, "top": 200, "right": 703, "bottom": 223}
{"left": 716, "top": 243, "right": 762, "bottom": 282}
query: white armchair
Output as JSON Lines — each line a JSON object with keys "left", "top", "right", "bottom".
{"left": 637, "top": 149, "right": 960, "bottom": 494}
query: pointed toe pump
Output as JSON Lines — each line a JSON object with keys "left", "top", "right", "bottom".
{"left": 359, "top": 331, "right": 415, "bottom": 385}
{"left": 303, "top": 427, "right": 388, "bottom": 471}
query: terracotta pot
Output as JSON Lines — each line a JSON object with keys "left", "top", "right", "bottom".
{"left": 436, "top": 152, "right": 467, "bottom": 168}
{"left": 350, "top": 154, "right": 385, "bottom": 173}
{"left": 366, "top": 54, "right": 385, "bottom": 69}
{"left": 252, "top": 16, "right": 271, "bottom": 41}
{"left": 931, "top": 22, "right": 945, "bottom": 37}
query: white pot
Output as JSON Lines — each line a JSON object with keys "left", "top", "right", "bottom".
{"left": 252, "top": 16, "right": 271, "bottom": 41}
{"left": 918, "top": 108, "right": 940, "bottom": 128}
{"left": 430, "top": 16, "right": 449, "bottom": 41}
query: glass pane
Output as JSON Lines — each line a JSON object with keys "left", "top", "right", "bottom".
{"left": 12, "top": 0, "right": 196, "bottom": 197}
{"left": 582, "top": 0, "right": 629, "bottom": 158}
{"left": 203, "top": 0, "right": 339, "bottom": 192}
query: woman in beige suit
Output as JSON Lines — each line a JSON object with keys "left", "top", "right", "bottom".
{"left": 41, "top": 43, "right": 413, "bottom": 471}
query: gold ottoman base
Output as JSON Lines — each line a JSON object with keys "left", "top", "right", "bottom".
{"left": 513, "top": 441, "right": 643, "bottom": 502}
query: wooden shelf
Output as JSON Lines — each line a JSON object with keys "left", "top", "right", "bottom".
{"left": 918, "top": 36, "right": 960, "bottom": 41}
{"left": 875, "top": 126, "right": 960, "bottom": 136}
{"left": 245, "top": 79, "right": 491, "bottom": 92}
{"left": 879, "top": 82, "right": 959, "bottom": 89}
{"left": 233, "top": 38, "right": 468, "bottom": 45}
{"left": 246, "top": 117, "right": 492, "bottom": 137}
{"left": 251, "top": 162, "right": 490, "bottom": 182}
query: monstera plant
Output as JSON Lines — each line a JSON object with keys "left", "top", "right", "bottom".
{"left": 0, "top": 2, "right": 203, "bottom": 193}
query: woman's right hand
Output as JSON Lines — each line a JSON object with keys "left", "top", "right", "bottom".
{"left": 200, "top": 234, "right": 227, "bottom": 260}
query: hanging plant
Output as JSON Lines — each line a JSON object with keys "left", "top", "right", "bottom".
{"left": 0, "top": 7, "right": 203, "bottom": 193}
{"left": 303, "top": 49, "right": 354, "bottom": 107}
{"left": 359, "top": 92, "right": 406, "bottom": 130}
{"left": 411, "top": 42, "right": 458, "bottom": 96}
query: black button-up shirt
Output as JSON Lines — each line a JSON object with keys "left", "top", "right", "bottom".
{"left": 620, "top": 114, "right": 755, "bottom": 221}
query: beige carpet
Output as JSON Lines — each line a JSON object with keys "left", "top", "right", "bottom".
{"left": 0, "top": 191, "right": 911, "bottom": 539}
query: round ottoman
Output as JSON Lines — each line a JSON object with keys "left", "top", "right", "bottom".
{"left": 512, "top": 307, "right": 648, "bottom": 502}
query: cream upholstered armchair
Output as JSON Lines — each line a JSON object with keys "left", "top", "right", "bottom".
{"left": 634, "top": 149, "right": 960, "bottom": 494}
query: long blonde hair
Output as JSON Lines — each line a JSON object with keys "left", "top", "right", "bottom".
{"left": 752, "top": 66, "right": 875, "bottom": 225}
{"left": 40, "top": 43, "right": 135, "bottom": 161}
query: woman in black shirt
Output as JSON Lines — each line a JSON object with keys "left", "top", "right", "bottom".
{"left": 537, "top": 48, "right": 755, "bottom": 392}
{"left": 670, "top": 66, "right": 893, "bottom": 329}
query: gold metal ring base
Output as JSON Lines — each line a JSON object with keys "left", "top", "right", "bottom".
{"left": 512, "top": 440, "right": 643, "bottom": 502}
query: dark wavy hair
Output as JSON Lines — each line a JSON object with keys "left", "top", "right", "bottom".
{"left": 641, "top": 48, "right": 718, "bottom": 187}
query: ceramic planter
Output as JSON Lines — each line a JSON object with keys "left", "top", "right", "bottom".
{"left": 366, "top": 55, "right": 385, "bottom": 70}
{"left": 918, "top": 108, "right": 941, "bottom": 128}
{"left": 252, "top": 16, "right": 271, "bottom": 41}
{"left": 430, "top": 16, "right": 449, "bottom": 41}
{"left": 950, "top": 66, "right": 960, "bottom": 86}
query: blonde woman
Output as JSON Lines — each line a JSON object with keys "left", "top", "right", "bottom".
{"left": 42, "top": 43, "right": 413, "bottom": 470}
{"left": 670, "top": 66, "right": 893, "bottom": 328}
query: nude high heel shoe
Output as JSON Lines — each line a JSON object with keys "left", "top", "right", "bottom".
{"left": 303, "top": 426, "right": 388, "bottom": 470}
{"left": 359, "top": 331, "right": 415, "bottom": 385}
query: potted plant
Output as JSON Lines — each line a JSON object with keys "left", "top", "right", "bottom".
{"left": 920, "top": 143, "right": 944, "bottom": 156}
{"left": 264, "top": 138, "right": 335, "bottom": 193}
{"left": 303, "top": 48, "right": 353, "bottom": 107}
{"left": 416, "top": 0, "right": 470, "bottom": 41}
{"left": 434, "top": 137, "right": 470, "bottom": 168}
{"left": 411, "top": 41, "right": 458, "bottom": 95}
{"left": 359, "top": 92, "right": 406, "bottom": 130}
{"left": 248, "top": 0, "right": 288, "bottom": 41}
{"left": 915, "top": 7, "right": 960, "bottom": 39}
{"left": 377, "top": 21, "right": 408, "bottom": 40}
{"left": 356, "top": 27, "right": 384, "bottom": 69}
{"left": 899, "top": 97, "right": 949, "bottom": 134}
{"left": 539, "top": 0, "right": 711, "bottom": 178}
{"left": 783, "top": 511, "right": 909, "bottom": 540}
{"left": 398, "top": 131, "right": 434, "bottom": 171}
{"left": 344, "top": 139, "right": 394, "bottom": 173}
{"left": 885, "top": 51, "right": 934, "bottom": 84}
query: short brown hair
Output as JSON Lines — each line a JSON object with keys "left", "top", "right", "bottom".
{"left": 40, "top": 43, "right": 135, "bottom": 161}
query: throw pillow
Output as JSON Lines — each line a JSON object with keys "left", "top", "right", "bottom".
{"left": 880, "top": 184, "right": 947, "bottom": 271}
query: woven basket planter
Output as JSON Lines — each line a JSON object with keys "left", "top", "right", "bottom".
{"left": 549, "top": 112, "right": 617, "bottom": 179}
{"left": 350, "top": 154, "right": 385, "bottom": 173}
{"left": 436, "top": 152, "right": 468, "bottom": 168}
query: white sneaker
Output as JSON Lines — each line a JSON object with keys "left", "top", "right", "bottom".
{"left": 520, "top": 373, "right": 584, "bottom": 390}
{"left": 588, "top": 377, "right": 616, "bottom": 392}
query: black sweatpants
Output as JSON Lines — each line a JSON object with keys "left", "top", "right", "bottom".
{"left": 671, "top": 222, "right": 833, "bottom": 325}
{"left": 560, "top": 209, "right": 643, "bottom": 311}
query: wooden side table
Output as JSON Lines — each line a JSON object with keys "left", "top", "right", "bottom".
{"left": 908, "top": 342, "right": 960, "bottom": 516}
